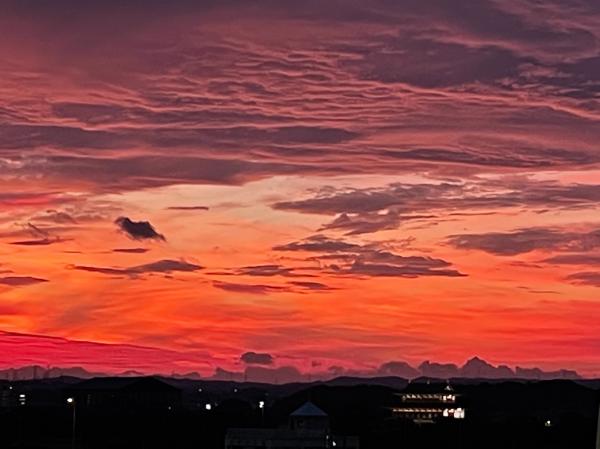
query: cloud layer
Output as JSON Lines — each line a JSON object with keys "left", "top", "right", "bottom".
{"left": 1, "top": 0, "right": 600, "bottom": 195}
{"left": 0, "top": 0, "right": 599, "bottom": 376}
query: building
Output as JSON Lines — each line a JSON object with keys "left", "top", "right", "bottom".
{"left": 66, "top": 376, "right": 181, "bottom": 411}
{"left": 225, "top": 401, "right": 360, "bottom": 449}
{"left": 391, "top": 383, "right": 466, "bottom": 424}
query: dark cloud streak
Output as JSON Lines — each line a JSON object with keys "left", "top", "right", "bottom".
{"left": 115, "top": 217, "right": 165, "bottom": 241}
{"left": 448, "top": 227, "right": 600, "bottom": 256}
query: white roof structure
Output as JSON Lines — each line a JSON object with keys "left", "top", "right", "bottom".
{"left": 290, "top": 401, "right": 328, "bottom": 417}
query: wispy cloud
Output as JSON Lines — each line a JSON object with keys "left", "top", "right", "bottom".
{"left": 71, "top": 259, "right": 202, "bottom": 278}
{"left": 0, "top": 276, "right": 48, "bottom": 287}
{"left": 448, "top": 227, "right": 600, "bottom": 256}
{"left": 275, "top": 235, "right": 465, "bottom": 278}
{"left": 166, "top": 206, "right": 210, "bottom": 211}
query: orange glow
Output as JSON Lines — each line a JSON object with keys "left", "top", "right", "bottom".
{"left": 0, "top": 1, "right": 599, "bottom": 378}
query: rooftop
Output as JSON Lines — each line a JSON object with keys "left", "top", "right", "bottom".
{"left": 290, "top": 401, "right": 328, "bottom": 417}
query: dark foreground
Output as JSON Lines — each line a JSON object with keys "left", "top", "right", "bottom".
{"left": 1, "top": 376, "right": 599, "bottom": 449}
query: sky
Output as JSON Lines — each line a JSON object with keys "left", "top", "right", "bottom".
{"left": 1, "top": 0, "right": 600, "bottom": 378}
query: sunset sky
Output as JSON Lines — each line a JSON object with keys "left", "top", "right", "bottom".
{"left": 1, "top": 0, "right": 600, "bottom": 378}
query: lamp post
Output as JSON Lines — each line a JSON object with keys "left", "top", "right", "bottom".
{"left": 595, "top": 400, "right": 600, "bottom": 449}
{"left": 67, "top": 397, "right": 76, "bottom": 449}
{"left": 259, "top": 400, "right": 265, "bottom": 426}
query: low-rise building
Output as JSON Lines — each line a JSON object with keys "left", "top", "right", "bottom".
{"left": 391, "top": 383, "right": 466, "bottom": 424}
{"left": 225, "top": 401, "right": 359, "bottom": 449}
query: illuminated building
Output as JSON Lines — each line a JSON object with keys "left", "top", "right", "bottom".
{"left": 391, "top": 383, "right": 466, "bottom": 424}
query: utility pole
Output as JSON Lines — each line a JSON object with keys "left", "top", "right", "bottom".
{"left": 67, "top": 397, "right": 77, "bottom": 449}
{"left": 595, "top": 400, "right": 600, "bottom": 449}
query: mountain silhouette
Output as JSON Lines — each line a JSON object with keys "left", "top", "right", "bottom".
{"left": 0, "top": 356, "right": 582, "bottom": 382}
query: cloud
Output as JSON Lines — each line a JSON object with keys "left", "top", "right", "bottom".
{"left": 29, "top": 208, "right": 110, "bottom": 224}
{"left": 418, "top": 361, "right": 460, "bottom": 378}
{"left": 288, "top": 281, "right": 335, "bottom": 291}
{"left": 112, "top": 248, "right": 150, "bottom": 254}
{"left": 230, "top": 264, "right": 322, "bottom": 277}
{"left": 275, "top": 235, "right": 464, "bottom": 278}
{"left": 128, "top": 259, "right": 202, "bottom": 273}
{"left": 210, "top": 363, "right": 304, "bottom": 383}
{"left": 377, "top": 361, "right": 420, "bottom": 378}
{"left": 212, "top": 281, "right": 288, "bottom": 295}
{"left": 7, "top": 223, "right": 66, "bottom": 246}
{"left": 209, "top": 364, "right": 306, "bottom": 383}
{"left": 71, "top": 259, "right": 202, "bottom": 277}
{"left": 1, "top": 0, "right": 599, "bottom": 201}
{"left": 273, "top": 235, "right": 362, "bottom": 253}
{"left": 274, "top": 181, "right": 600, "bottom": 234}
{"left": 542, "top": 254, "right": 600, "bottom": 265}
{"left": 70, "top": 266, "right": 125, "bottom": 276}
{"left": 240, "top": 351, "right": 274, "bottom": 365}
{"left": 0, "top": 329, "right": 216, "bottom": 375}
{"left": 447, "top": 227, "right": 600, "bottom": 255}
{"left": 344, "top": 261, "right": 465, "bottom": 278}
{"left": 166, "top": 206, "right": 210, "bottom": 211}
{"left": 0, "top": 276, "right": 48, "bottom": 287}
{"left": 320, "top": 211, "right": 435, "bottom": 236}
{"left": 10, "top": 238, "right": 62, "bottom": 246}
{"left": 115, "top": 217, "right": 165, "bottom": 241}
{"left": 212, "top": 277, "right": 335, "bottom": 293}
{"left": 460, "top": 356, "right": 515, "bottom": 378}
{"left": 565, "top": 272, "right": 600, "bottom": 287}
{"left": 235, "top": 264, "right": 298, "bottom": 277}
{"left": 30, "top": 210, "right": 77, "bottom": 224}
{"left": 0, "top": 192, "right": 73, "bottom": 209}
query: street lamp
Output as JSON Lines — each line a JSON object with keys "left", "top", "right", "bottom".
{"left": 259, "top": 400, "right": 265, "bottom": 425}
{"left": 67, "top": 397, "right": 76, "bottom": 449}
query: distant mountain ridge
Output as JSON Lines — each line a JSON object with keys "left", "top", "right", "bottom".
{"left": 0, "top": 356, "right": 581, "bottom": 382}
